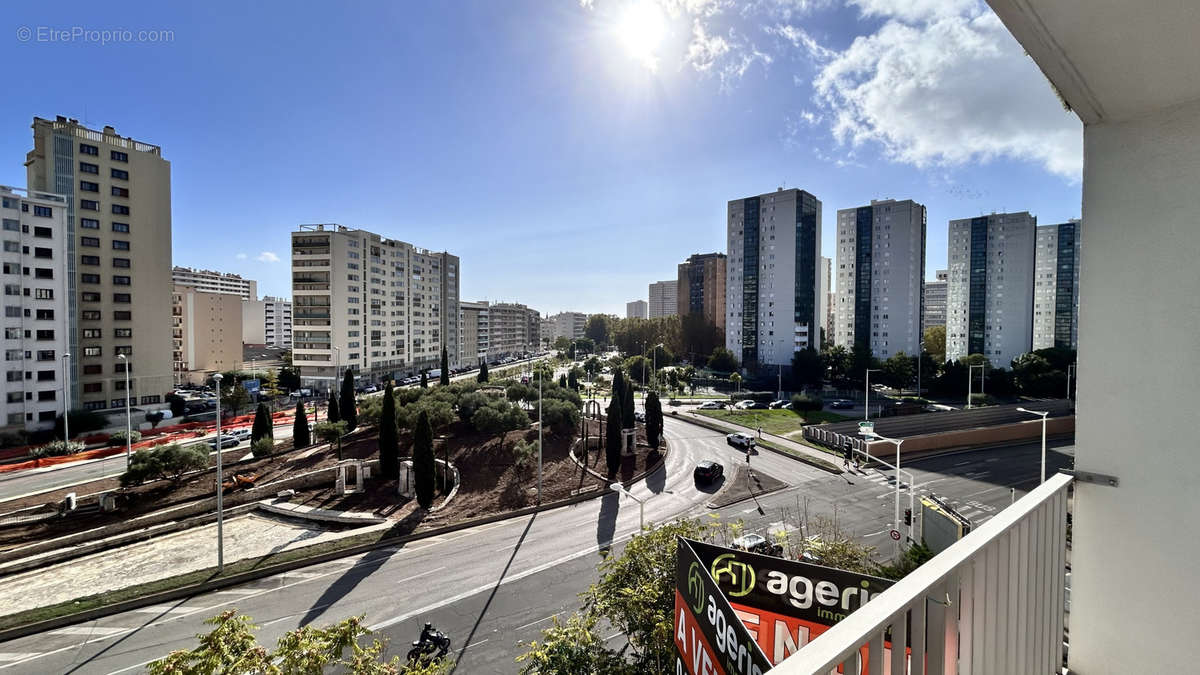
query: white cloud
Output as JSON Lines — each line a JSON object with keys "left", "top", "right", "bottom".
{"left": 748, "top": 0, "right": 836, "bottom": 21}
{"left": 256, "top": 251, "right": 280, "bottom": 263}
{"left": 764, "top": 23, "right": 832, "bottom": 60}
{"left": 812, "top": 5, "right": 1082, "bottom": 178}
{"left": 685, "top": 19, "right": 730, "bottom": 72}
{"left": 235, "top": 253, "right": 247, "bottom": 260}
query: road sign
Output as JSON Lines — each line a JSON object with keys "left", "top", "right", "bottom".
{"left": 890, "top": 529, "right": 901, "bottom": 541}
{"left": 858, "top": 421, "right": 875, "bottom": 436}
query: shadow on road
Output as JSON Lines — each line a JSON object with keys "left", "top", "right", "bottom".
{"left": 595, "top": 491, "right": 618, "bottom": 553}
{"left": 293, "top": 544, "right": 401, "bottom": 627}
{"left": 644, "top": 460, "right": 665, "bottom": 495}
{"left": 450, "top": 513, "right": 536, "bottom": 674}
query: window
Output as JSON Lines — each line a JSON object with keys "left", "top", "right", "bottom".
{"left": 5, "top": 327, "right": 20, "bottom": 339}
{"left": 80, "top": 218, "right": 100, "bottom": 229}
{"left": 37, "top": 370, "right": 55, "bottom": 381}
{"left": 83, "top": 346, "right": 101, "bottom": 357}
{"left": 3, "top": 285, "right": 17, "bottom": 296}
{"left": 34, "top": 248, "right": 52, "bottom": 259}
{"left": 111, "top": 205, "right": 130, "bottom": 215}
{"left": 34, "top": 288, "right": 53, "bottom": 300}
{"left": 111, "top": 186, "right": 129, "bottom": 198}
{"left": 79, "top": 162, "right": 99, "bottom": 174}
{"left": 112, "top": 258, "right": 130, "bottom": 268}
{"left": 112, "top": 222, "right": 129, "bottom": 233}
{"left": 34, "top": 268, "right": 53, "bottom": 279}
{"left": 2, "top": 241, "right": 18, "bottom": 253}
{"left": 114, "top": 361, "right": 131, "bottom": 373}
{"left": 113, "top": 293, "right": 131, "bottom": 303}
{"left": 111, "top": 168, "right": 128, "bottom": 180}
{"left": 111, "top": 150, "right": 128, "bottom": 162}
{"left": 79, "top": 181, "right": 99, "bottom": 192}
{"left": 81, "top": 273, "right": 100, "bottom": 283}
{"left": 81, "top": 310, "right": 100, "bottom": 320}
{"left": 38, "top": 410, "right": 56, "bottom": 422}
{"left": 82, "top": 329, "right": 101, "bottom": 339}
{"left": 81, "top": 255, "right": 100, "bottom": 266}
{"left": 5, "top": 371, "right": 22, "bottom": 382}
{"left": 112, "top": 240, "right": 130, "bottom": 251}
{"left": 35, "top": 309, "right": 53, "bottom": 320}
{"left": 113, "top": 310, "right": 131, "bottom": 320}
{"left": 33, "top": 226, "right": 52, "bottom": 238}
{"left": 33, "top": 205, "right": 53, "bottom": 217}
{"left": 83, "top": 365, "right": 102, "bottom": 375}
{"left": 2, "top": 219, "right": 17, "bottom": 232}
{"left": 140, "top": 395, "right": 161, "bottom": 405}
{"left": 79, "top": 143, "right": 99, "bottom": 156}
{"left": 80, "top": 200, "right": 99, "bottom": 211}
{"left": 82, "top": 399, "right": 104, "bottom": 409}
{"left": 114, "top": 328, "right": 132, "bottom": 338}
{"left": 5, "top": 306, "right": 21, "bottom": 318}
{"left": 5, "top": 392, "right": 18, "bottom": 403}
{"left": 36, "top": 350, "right": 54, "bottom": 361}
{"left": 81, "top": 292, "right": 100, "bottom": 302}
{"left": 81, "top": 236, "right": 99, "bottom": 247}
{"left": 113, "top": 275, "right": 131, "bottom": 285}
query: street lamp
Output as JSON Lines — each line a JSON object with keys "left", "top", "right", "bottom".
{"left": 610, "top": 482, "right": 646, "bottom": 531}
{"left": 861, "top": 430, "right": 912, "bottom": 554}
{"left": 537, "top": 366, "right": 543, "bottom": 504}
{"left": 117, "top": 354, "right": 131, "bottom": 468}
{"left": 213, "top": 372, "right": 225, "bottom": 573}
{"left": 650, "top": 342, "right": 664, "bottom": 393}
{"left": 864, "top": 368, "right": 882, "bottom": 421}
{"left": 61, "top": 352, "right": 70, "bottom": 441}
{"left": 967, "top": 364, "right": 985, "bottom": 409}
{"left": 1017, "top": 407, "right": 1050, "bottom": 483}
{"left": 1066, "top": 363, "right": 1076, "bottom": 402}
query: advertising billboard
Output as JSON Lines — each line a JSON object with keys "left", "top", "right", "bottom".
{"left": 243, "top": 378, "right": 261, "bottom": 395}
{"left": 681, "top": 539, "right": 899, "bottom": 671}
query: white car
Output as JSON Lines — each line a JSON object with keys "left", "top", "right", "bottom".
{"left": 726, "top": 432, "right": 755, "bottom": 449}
{"left": 734, "top": 400, "right": 758, "bottom": 410}
{"left": 697, "top": 401, "right": 725, "bottom": 410}
{"left": 229, "top": 428, "right": 252, "bottom": 442}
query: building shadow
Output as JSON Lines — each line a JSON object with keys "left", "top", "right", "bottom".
{"left": 644, "top": 459, "right": 666, "bottom": 495}
{"left": 595, "top": 491, "right": 619, "bottom": 553}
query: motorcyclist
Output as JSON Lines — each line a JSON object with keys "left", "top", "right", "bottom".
{"left": 410, "top": 623, "right": 450, "bottom": 661}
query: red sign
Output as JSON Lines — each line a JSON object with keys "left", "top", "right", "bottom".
{"left": 674, "top": 590, "right": 724, "bottom": 675}
{"left": 730, "top": 601, "right": 907, "bottom": 673}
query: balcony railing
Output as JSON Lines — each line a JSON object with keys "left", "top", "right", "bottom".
{"left": 770, "top": 471, "right": 1072, "bottom": 675}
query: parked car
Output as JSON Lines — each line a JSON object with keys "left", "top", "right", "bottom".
{"left": 208, "top": 435, "right": 240, "bottom": 450}
{"left": 634, "top": 411, "right": 646, "bottom": 423}
{"left": 829, "top": 399, "right": 855, "bottom": 409}
{"left": 229, "top": 428, "right": 252, "bottom": 442}
{"left": 364, "top": 385, "right": 378, "bottom": 393}
{"left": 735, "top": 400, "right": 767, "bottom": 410}
{"left": 693, "top": 460, "right": 724, "bottom": 484}
{"left": 768, "top": 399, "right": 790, "bottom": 409}
{"left": 730, "top": 533, "right": 784, "bottom": 557}
{"left": 696, "top": 401, "right": 725, "bottom": 410}
{"left": 726, "top": 432, "right": 755, "bottom": 449}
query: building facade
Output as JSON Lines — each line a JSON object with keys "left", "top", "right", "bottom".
{"left": 923, "top": 269, "right": 948, "bottom": 329}
{"left": 290, "top": 224, "right": 459, "bottom": 390}
{"left": 459, "top": 301, "right": 489, "bottom": 365}
{"left": 945, "top": 212, "right": 1037, "bottom": 366}
{"left": 172, "top": 285, "right": 243, "bottom": 385}
{"left": 726, "top": 188, "right": 822, "bottom": 369}
{"left": 27, "top": 117, "right": 173, "bottom": 412}
{"left": 545, "top": 311, "right": 587, "bottom": 340}
{"left": 821, "top": 256, "right": 832, "bottom": 347}
{"left": 0, "top": 187, "right": 70, "bottom": 432}
{"left": 171, "top": 266, "right": 257, "bottom": 300}
{"left": 834, "top": 199, "right": 927, "bottom": 358}
{"left": 625, "top": 299, "right": 647, "bottom": 319}
{"left": 486, "top": 302, "right": 539, "bottom": 358}
{"left": 647, "top": 280, "right": 677, "bottom": 318}
{"left": 1033, "top": 220, "right": 1081, "bottom": 350}
{"left": 242, "top": 295, "right": 292, "bottom": 348}
{"left": 676, "top": 253, "right": 726, "bottom": 332}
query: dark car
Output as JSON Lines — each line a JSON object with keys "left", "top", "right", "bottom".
{"left": 693, "top": 460, "right": 724, "bottom": 484}
{"left": 208, "top": 435, "right": 240, "bottom": 450}
{"left": 829, "top": 399, "right": 855, "bottom": 409}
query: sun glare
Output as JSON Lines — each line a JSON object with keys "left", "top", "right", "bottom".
{"left": 615, "top": 1, "right": 667, "bottom": 72}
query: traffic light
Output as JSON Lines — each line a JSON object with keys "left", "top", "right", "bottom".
{"left": 904, "top": 508, "right": 913, "bottom": 526}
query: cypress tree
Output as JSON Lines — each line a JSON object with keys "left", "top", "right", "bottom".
{"left": 379, "top": 384, "right": 398, "bottom": 480}
{"left": 251, "top": 403, "right": 273, "bottom": 443}
{"left": 622, "top": 380, "right": 635, "bottom": 429}
{"left": 568, "top": 369, "right": 578, "bottom": 390}
{"left": 327, "top": 390, "right": 341, "bottom": 424}
{"left": 440, "top": 347, "right": 450, "bottom": 387}
{"left": 293, "top": 401, "right": 311, "bottom": 448}
{"left": 477, "top": 359, "right": 489, "bottom": 383}
{"left": 420, "top": 371, "right": 428, "bottom": 389}
{"left": 413, "top": 410, "right": 435, "bottom": 508}
{"left": 605, "top": 398, "right": 622, "bottom": 477}
{"left": 559, "top": 373, "right": 567, "bottom": 388}
{"left": 646, "top": 391, "right": 663, "bottom": 450}
{"left": 340, "top": 369, "right": 357, "bottom": 431}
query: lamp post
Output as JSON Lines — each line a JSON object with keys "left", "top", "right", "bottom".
{"left": 1017, "top": 407, "right": 1050, "bottom": 483}
{"left": 537, "top": 366, "right": 543, "bottom": 504}
{"left": 864, "top": 368, "right": 881, "bottom": 421}
{"left": 61, "top": 352, "right": 70, "bottom": 441}
{"left": 967, "top": 364, "right": 985, "bottom": 409}
{"left": 213, "top": 373, "right": 225, "bottom": 573}
{"left": 650, "top": 342, "right": 663, "bottom": 393}
{"left": 1066, "top": 363, "right": 1076, "bottom": 402}
{"left": 610, "top": 482, "right": 646, "bottom": 531}
{"left": 862, "top": 431, "right": 910, "bottom": 554}
{"left": 332, "top": 346, "right": 340, "bottom": 393}
{"left": 118, "top": 354, "right": 131, "bottom": 468}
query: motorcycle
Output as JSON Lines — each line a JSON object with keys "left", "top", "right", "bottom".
{"left": 408, "top": 623, "right": 451, "bottom": 663}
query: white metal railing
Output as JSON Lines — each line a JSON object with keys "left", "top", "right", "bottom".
{"left": 770, "top": 471, "right": 1072, "bottom": 675}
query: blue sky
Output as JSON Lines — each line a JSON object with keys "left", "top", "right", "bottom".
{"left": 0, "top": 0, "right": 1081, "bottom": 316}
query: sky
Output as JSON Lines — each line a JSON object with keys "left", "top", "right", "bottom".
{"left": 0, "top": 0, "right": 1082, "bottom": 316}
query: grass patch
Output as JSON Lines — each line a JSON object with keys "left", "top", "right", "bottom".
{"left": 695, "top": 408, "right": 848, "bottom": 435}
{"left": 756, "top": 439, "right": 841, "bottom": 473}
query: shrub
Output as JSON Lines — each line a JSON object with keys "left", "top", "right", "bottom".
{"left": 251, "top": 437, "right": 275, "bottom": 458}
{"left": 512, "top": 439, "right": 538, "bottom": 470}
{"left": 120, "top": 443, "right": 207, "bottom": 487}
{"left": 790, "top": 393, "right": 825, "bottom": 414}
{"left": 540, "top": 398, "right": 580, "bottom": 434}
{"left": 31, "top": 440, "right": 85, "bottom": 459}
{"left": 108, "top": 430, "right": 142, "bottom": 446}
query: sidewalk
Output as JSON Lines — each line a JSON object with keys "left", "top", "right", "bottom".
{"left": 680, "top": 410, "right": 841, "bottom": 469}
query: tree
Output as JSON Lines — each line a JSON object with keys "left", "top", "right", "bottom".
{"left": 379, "top": 384, "right": 399, "bottom": 480}
{"left": 604, "top": 399, "right": 622, "bottom": 477}
{"left": 251, "top": 403, "right": 273, "bottom": 443}
{"left": 341, "top": 369, "right": 358, "bottom": 431}
{"left": 822, "top": 344, "right": 851, "bottom": 384}
{"left": 541, "top": 398, "right": 580, "bottom": 434}
{"left": 552, "top": 336, "right": 571, "bottom": 353}
{"left": 225, "top": 384, "right": 251, "bottom": 416}
{"left": 120, "top": 443, "right": 207, "bottom": 487}
{"left": 644, "top": 391, "right": 663, "bottom": 450}
{"left": 583, "top": 356, "right": 601, "bottom": 378}
{"left": 277, "top": 366, "right": 302, "bottom": 393}
{"left": 706, "top": 347, "right": 739, "bottom": 373}
{"left": 558, "top": 373, "right": 567, "bottom": 388}
{"left": 440, "top": 347, "right": 450, "bottom": 386}
{"left": 624, "top": 355, "right": 649, "bottom": 387}
{"left": 791, "top": 347, "right": 824, "bottom": 389}
{"left": 729, "top": 372, "right": 742, "bottom": 394}
{"left": 567, "top": 369, "right": 579, "bottom": 391}
{"left": 147, "top": 610, "right": 452, "bottom": 675}
{"left": 515, "top": 613, "right": 630, "bottom": 675}
{"left": 327, "top": 389, "right": 341, "bottom": 424}
{"left": 585, "top": 314, "right": 610, "bottom": 345}
{"left": 413, "top": 410, "right": 436, "bottom": 509}
{"left": 293, "top": 401, "right": 311, "bottom": 448}
{"left": 313, "top": 421, "right": 348, "bottom": 461}
{"left": 790, "top": 393, "right": 825, "bottom": 413}
{"left": 145, "top": 411, "right": 165, "bottom": 429}
{"left": 923, "top": 325, "right": 946, "bottom": 363}
{"left": 251, "top": 437, "right": 275, "bottom": 458}
{"left": 849, "top": 343, "right": 877, "bottom": 385}
{"left": 420, "top": 371, "right": 428, "bottom": 389}
{"left": 679, "top": 313, "right": 722, "bottom": 364}
{"left": 622, "top": 380, "right": 635, "bottom": 430}
{"left": 882, "top": 352, "right": 916, "bottom": 390}
{"left": 166, "top": 393, "right": 187, "bottom": 418}
{"left": 477, "top": 359, "right": 489, "bottom": 383}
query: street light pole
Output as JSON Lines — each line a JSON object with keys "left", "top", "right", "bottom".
{"left": 863, "top": 431, "right": 909, "bottom": 554}
{"left": 1017, "top": 407, "right": 1050, "bottom": 482}
{"left": 537, "top": 367, "right": 542, "bottom": 504}
{"left": 62, "top": 352, "right": 70, "bottom": 441}
{"left": 118, "top": 354, "right": 131, "bottom": 468}
{"left": 213, "top": 373, "right": 225, "bottom": 573}
{"left": 1066, "top": 363, "right": 1076, "bottom": 402}
{"left": 610, "top": 482, "right": 646, "bottom": 531}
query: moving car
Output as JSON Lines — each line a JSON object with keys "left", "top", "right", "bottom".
{"left": 735, "top": 400, "right": 767, "bottom": 410}
{"left": 730, "top": 533, "right": 784, "bottom": 557}
{"left": 634, "top": 411, "right": 646, "bottom": 423}
{"left": 829, "top": 399, "right": 855, "bottom": 409}
{"left": 364, "top": 385, "right": 378, "bottom": 393}
{"left": 768, "top": 399, "right": 790, "bottom": 409}
{"left": 693, "top": 460, "right": 724, "bottom": 484}
{"left": 726, "top": 432, "right": 755, "bottom": 449}
{"left": 208, "top": 435, "right": 240, "bottom": 450}
{"left": 696, "top": 401, "right": 725, "bottom": 410}
{"left": 229, "top": 428, "right": 252, "bottom": 442}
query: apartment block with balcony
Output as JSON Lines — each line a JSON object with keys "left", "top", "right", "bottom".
{"left": 1033, "top": 220, "right": 1081, "bottom": 350}
{"left": 625, "top": 299, "right": 647, "bottom": 319}
{"left": 26, "top": 117, "right": 173, "bottom": 411}
{"left": 676, "top": 252, "right": 726, "bottom": 333}
{"left": 459, "top": 300, "right": 489, "bottom": 365}
{"left": 290, "top": 224, "right": 459, "bottom": 390}
{"left": 243, "top": 295, "right": 292, "bottom": 348}
{"left": 485, "top": 302, "right": 539, "bottom": 359}
{"left": 545, "top": 311, "right": 587, "bottom": 340}
{"left": 922, "top": 269, "right": 948, "bottom": 329}
{"left": 834, "top": 199, "right": 927, "bottom": 359}
{"left": 726, "top": 188, "right": 821, "bottom": 369}
{"left": 647, "top": 280, "right": 676, "bottom": 318}
{"left": 0, "top": 187, "right": 69, "bottom": 432}
{"left": 171, "top": 285, "right": 243, "bottom": 385}
{"left": 171, "top": 266, "right": 257, "bottom": 300}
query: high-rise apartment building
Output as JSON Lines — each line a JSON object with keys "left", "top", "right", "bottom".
{"left": 946, "top": 212, "right": 1037, "bottom": 366}
{"left": 0, "top": 187, "right": 70, "bottom": 432}
{"left": 172, "top": 285, "right": 243, "bottom": 385}
{"left": 647, "top": 280, "right": 677, "bottom": 318}
{"left": 486, "top": 303, "right": 539, "bottom": 358}
{"left": 290, "top": 224, "right": 459, "bottom": 390}
{"left": 459, "top": 301, "right": 489, "bottom": 365}
{"left": 545, "top": 311, "right": 587, "bottom": 340}
{"left": 676, "top": 253, "right": 726, "bottom": 332}
{"left": 171, "top": 266, "right": 257, "bottom": 300}
{"left": 626, "top": 300, "right": 647, "bottom": 319}
{"left": 1033, "top": 220, "right": 1081, "bottom": 350}
{"left": 27, "top": 117, "right": 173, "bottom": 411}
{"left": 834, "top": 199, "right": 927, "bottom": 358}
{"left": 726, "top": 188, "right": 822, "bottom": 369}
{"left": 923, "top": 269, "right": 948, "bottom": 329}
{"left": 242, "top": 295, "right": 292, "bottom": 348}
{"left": 821, "top": 256, "right": 832, "bottom": 347}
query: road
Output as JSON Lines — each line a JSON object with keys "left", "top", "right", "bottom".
{"left": 0, "top": 422, "right": 1073, "bottom": 673}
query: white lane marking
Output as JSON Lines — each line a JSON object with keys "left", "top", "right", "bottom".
{"left": 212, "top": 588, "right": 259, "bottom": 596}
{"left": 132, "top": 605, "right": 211, "bottom": 616}
{"left": 604, "top": 632, "right": 624, "bottom": 642}
{"left": 863, "top": 530, "right": 888, "bottom": 538}
{"left": 465, "top": 638, "right": 490, "bottom": 649}
{"left": 282, "top": 571, "right": 325, "bottom": 579}
{"left": 516, "top": 613, "right": 558, "bottom": 631}
{"left": 742, "top": 507, "right": 758, "bottom": 514}
{"left": 954, "top": 460, "right": 972, "bottom": 467}
{"left": 0, "top": 655, "right": 39, "bottom": 663}
{"left": 48, "top": 626, "right": 129, "bottom": 636}
{"left": 396, "top": 567, "right": 445, "bottom": 584}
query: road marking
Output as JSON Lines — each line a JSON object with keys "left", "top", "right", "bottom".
{"left": 516, "top": 613, "right": 558, "bottom": 631}
{"left": 133, "top": 604, "right": 210, "bottom": 616}
{"left": 282, "top": 571, "right": 325, "bottom": 579}
{"left": 954, "top": 460, "right": 972, "bottom": 467}
{"left": 48, "top": 626, "right": 129, "bottom": 636}
{"left": 0, "top": 655, "right": 39, "bottom": 663}
{"left": 465, "top": 638, "right": 490, "bottom": 649}
{"left": 212, "top": 588, "right": 259, "bottom": 596}
{"left": 742, "top": 507, "right": 759, "bottom": 514}
{"left": 397, "top": 567, "right": 445, "bottom": 584}
{"left": 863, "top": 530, "right": 888, "bottom": 538}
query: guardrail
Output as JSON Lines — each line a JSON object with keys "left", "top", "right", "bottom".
{"left": 770, "top": 471, "right": 1072, "bottom": 674}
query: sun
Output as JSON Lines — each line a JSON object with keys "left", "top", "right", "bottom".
{"left": 614, "top": 1, "right": 668, "bottom": 72}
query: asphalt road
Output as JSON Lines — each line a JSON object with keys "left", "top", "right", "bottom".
{"left": 0, "top": 423, "right": 1073, "bottom": 673}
